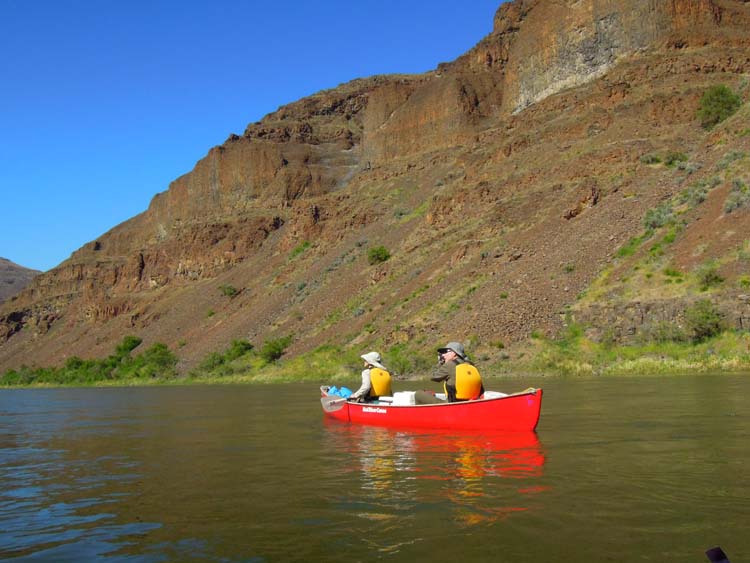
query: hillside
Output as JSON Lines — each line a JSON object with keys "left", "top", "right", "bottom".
{"left": 2, "top": 0, "right": 750, "bottom": 374}
{"left": 0, "top": 258, "right": 40, "bottom": 305}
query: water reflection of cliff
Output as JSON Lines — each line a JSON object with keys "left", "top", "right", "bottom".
{"left": 323, "top": 421, "right": 546, "bottom": 526}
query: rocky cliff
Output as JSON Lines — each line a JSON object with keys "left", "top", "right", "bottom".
{"left": 2, "top": 0, "right": 750, "bottom": 372}
{"left": 0, "top": 258, "right": 39, "bottom": 304}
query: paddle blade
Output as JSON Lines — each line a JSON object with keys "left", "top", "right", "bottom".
{"left": 321, "top": 396, "right": 348, "bottom": 413}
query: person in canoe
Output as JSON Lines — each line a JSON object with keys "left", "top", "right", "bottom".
{"left": 349, "top": 351, "right": 393, "bottom": 403}
{"left": 430, "top": 341, "right": 484, "bottom": 402}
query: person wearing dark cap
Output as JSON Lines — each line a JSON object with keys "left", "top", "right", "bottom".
{"left": 430, "top": 341, "right": 484, "bottom": 402}
{"left": 350, "top": 351, "right": 393, "bottom": 403}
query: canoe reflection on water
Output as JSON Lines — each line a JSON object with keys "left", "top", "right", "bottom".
{"left": 323, "top": 420, "right": 547, "bottom": 526}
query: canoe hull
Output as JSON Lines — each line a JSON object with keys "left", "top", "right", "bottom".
{"left": 321, "top": 388, "right": 543, "bottom": 431}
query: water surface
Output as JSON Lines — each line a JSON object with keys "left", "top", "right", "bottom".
{"left": 1, "top": 376, "right": 747, "bottom": 562}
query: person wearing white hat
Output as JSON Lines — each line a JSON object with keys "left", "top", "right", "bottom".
{"left": 350, "top": 351, "right": 393, "bottom": 402}
{"left": 431, "top": 341, "right": 484, "bottom": 402}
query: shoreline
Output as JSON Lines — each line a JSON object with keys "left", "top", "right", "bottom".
{"left": 2, "top": 361, "right": 748, "bottom": 389}
{"left": 3, "top": 331, "right": 749, "bottom": 388}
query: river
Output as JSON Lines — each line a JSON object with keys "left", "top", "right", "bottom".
{"left": 1, "top": 375, "right": 747, "bottom": 562}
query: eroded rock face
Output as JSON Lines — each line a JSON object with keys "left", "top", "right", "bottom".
{"left": 476, "top": 0, "right": 726, "bottom": 114}
{"left": 2, "top": 0, "right": 750, "bottom": 370}
{"left": 572, "top": 293, "right": 750, "bottom": 343}
{"left": 0, "top": 258, "right": 39, "bottom": 304}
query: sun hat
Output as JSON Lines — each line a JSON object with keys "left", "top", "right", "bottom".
{"left": 361, "top": 351, "right": 386, "bottom": 370}
{"left": 437, "top": 341, "right": 466, "bottom": 359}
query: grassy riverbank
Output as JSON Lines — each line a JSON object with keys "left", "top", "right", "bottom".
{"left": 2, "top": 330, "right": 749, "bottom": 388}
{"left": 0, "top": 337, "right": 362, "bottom": 388}
{"left": 515, "top": 328, "right": 750, "bottom": 376}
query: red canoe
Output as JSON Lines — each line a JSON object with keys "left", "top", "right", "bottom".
{"left": 320, "top": 386, "right": 543, "bottom": 431}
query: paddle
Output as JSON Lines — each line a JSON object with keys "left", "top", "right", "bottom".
{"left": 321, "top": 396, "right": 349, "bottom": 413}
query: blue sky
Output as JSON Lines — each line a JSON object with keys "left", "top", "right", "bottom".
{"left": 1, "top": 1, "right": 504, "bottom": 272}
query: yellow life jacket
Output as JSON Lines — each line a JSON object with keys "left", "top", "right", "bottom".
{"left": 369, "top": 367, "right": 393, "bottom": 397}
{"left": 454, "top": 363, "right": 483, "bottom": 400}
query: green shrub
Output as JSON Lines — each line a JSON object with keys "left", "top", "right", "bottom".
{"left": 1, "top": 336, "right": 179, "bottom": 385}
{"left": 678, "top": 182, "right": 709, "bottom": 207}
{"left": 724, "top": 179, "right": 750, "bottom": 213}
{"left": 696, "top": 262, "right": 724, "bottom": 291}
{"left": 640, "top": 153, "right": 662, "bottom": 165}
{"left": 219, "top": 284, "right": 239, "bottom": 297}
{"left": 662, "top": 225, "right": 680, "bottom": 245}
{"left": 199, "top": 352, "right": 225, "bottom": 371}
{"left": 697, "top": 85, "right": 742, "bottom": 129}
{"left": 65, "top": 356, "right": 85, "bottom": 370}
{"left": 2, "top": 367, "right": 37, "bottom": 386}
{"left": 367, "top": 245, "right": 391, "bottom": 265}
{"left": 260, "top": 335, "right": 293, "bottom": 362}
{"left": 684, "top": 300, "right": 725, "bottom": 342}
{"left": 644, "top": 203, "right": 674, "bottom": 231}
{"left": 664, "top": 152, "right": 688, "bottom": 167}
{"left": 225, "top": 339, "right": 254, "bottom": 361}
{"left": 678, "top": 162, "right": 700, "bottom": 174}
{"left": 716, "top": 151, "right": 746, "bottom": 171}
{"left": 115, "top": 335, "right": 143, "bottom": 357}
{"left": 193, "top": 339, "right": 254, "bottom": 377}
{"left": 649, "top": 242, "right": 664, "bottom": 259}
{"left": 134, "top": 344, "right": 179, "bottom": 378}
{"left": 290, "top": 241, "right": 311, "bottom": 259}
{"left": 616, "top": 235, "right": 648, "bottom": 258}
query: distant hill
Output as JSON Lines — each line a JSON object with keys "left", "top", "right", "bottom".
{"left": 2, "top": 0, "right": 750, "bottom": 373}
{"left": 0, "top": 258, "right": 40, "bottom": 304}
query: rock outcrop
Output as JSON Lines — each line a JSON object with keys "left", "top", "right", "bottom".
{"left": 0, "top": 258, "right": 39, "bottom": 304}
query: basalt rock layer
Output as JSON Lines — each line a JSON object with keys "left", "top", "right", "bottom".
{"left": 2, "top": 0, "right": 750, "bottom": 372}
